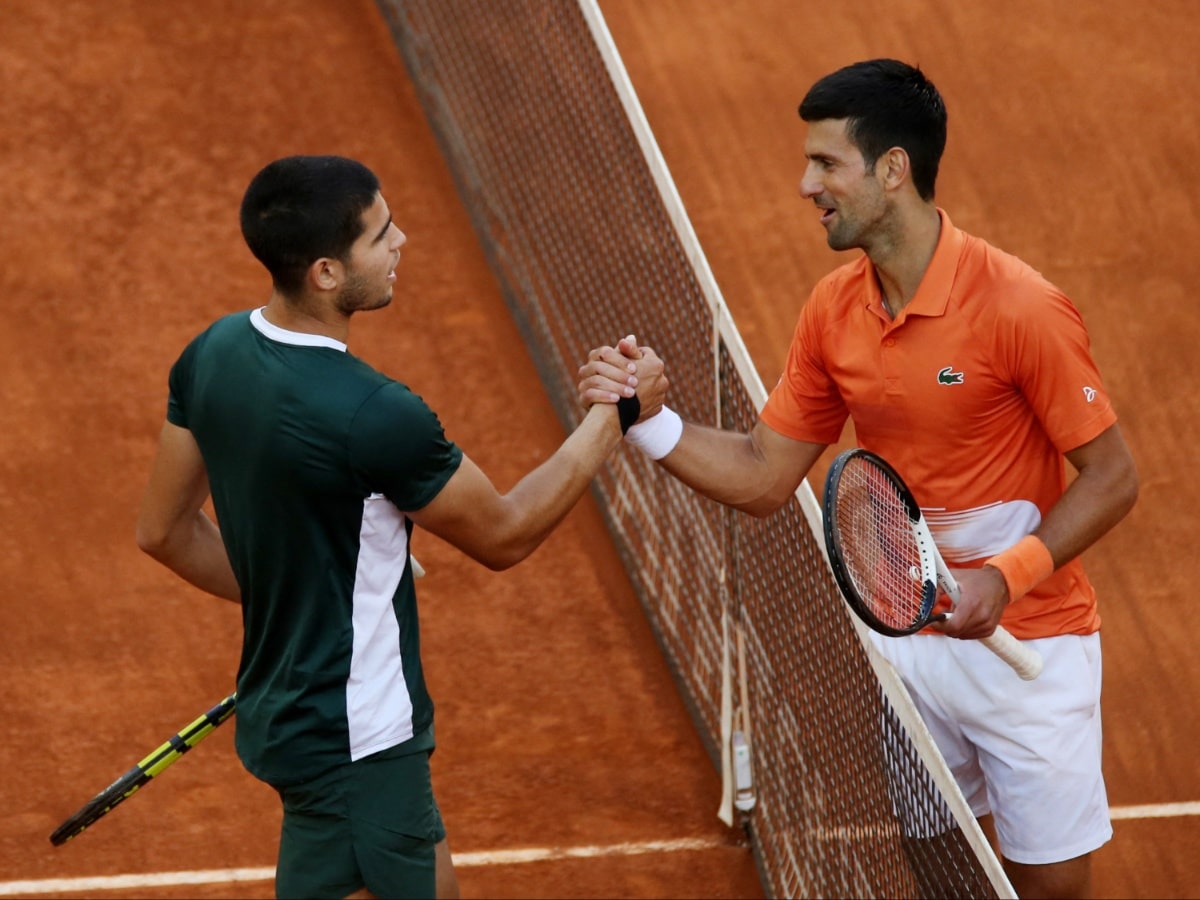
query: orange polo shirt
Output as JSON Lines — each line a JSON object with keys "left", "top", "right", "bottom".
{"left": 761, "top": 210, "right": 1117, "bottom": 638}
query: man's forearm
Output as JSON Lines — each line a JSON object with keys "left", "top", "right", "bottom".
{"left": 487, "top": 403, "right": 625, "bottom": 568}
{"left": 655, "top": 420, "right": 819, "bottom": 518}
{"left": 1040, "top": 424, "right": 1139, "bottom": 566}
{"left": 1037, "top": 466, "right": 1138, "bottom": 567}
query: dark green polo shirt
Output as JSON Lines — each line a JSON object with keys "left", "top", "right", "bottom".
{"left": 167, "top": 308, "right": 461, "bottom": 786}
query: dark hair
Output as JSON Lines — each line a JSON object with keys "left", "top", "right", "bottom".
{"left": 799, "top": 59, "right": 946, "bottom": 201}
{"left": 239, "top": 155, "right": 381, "bottom": 295}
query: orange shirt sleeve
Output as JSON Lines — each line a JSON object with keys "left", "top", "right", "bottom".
{"left": 760, "top": 284, "right": 848, "bottom": 444}
{"left": 996, "top": 284, "right": 1117, "bottom": 452}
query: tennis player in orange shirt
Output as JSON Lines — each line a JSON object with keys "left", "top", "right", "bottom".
{"left": 579, "top": 59, "right": 1138, "bottom": 898}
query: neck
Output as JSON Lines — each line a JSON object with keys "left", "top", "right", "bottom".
{"left": 869, "top": 203, "right": 941, "bottom": 317}
{"left": 261, "top": 292, "right": 350, "bottom": 343}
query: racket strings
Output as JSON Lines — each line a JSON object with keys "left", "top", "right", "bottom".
{"left": 835, "top": 460, "right": 931, "bottom": 631}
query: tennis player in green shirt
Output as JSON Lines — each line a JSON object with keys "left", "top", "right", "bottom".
{"left": 136, "top": 155, "right": 663, "bottom": 899}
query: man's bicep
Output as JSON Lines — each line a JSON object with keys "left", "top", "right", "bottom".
{"left": 136, "top": 421, "right": 211, "bottom": 547}
{"left": 751, "top": 419, "right": 827, "bottom": 508}
{"left": 1063, "top": 421, "right": 1138, "bottom": 488}
{"left": 405, "top": 454, "right": 505, "bottom": 563}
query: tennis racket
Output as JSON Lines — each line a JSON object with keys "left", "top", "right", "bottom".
{"left": 822, "top": 449, "right": 1043, "bottom": 681}
{"left": 50, "top": 692, "right": 237, "bottom": 846}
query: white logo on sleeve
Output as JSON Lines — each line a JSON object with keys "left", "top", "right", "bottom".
{"left": 1083, "top": 386, "right": 1097, "bottom": 402}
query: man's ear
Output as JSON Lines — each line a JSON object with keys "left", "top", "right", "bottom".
{"left": 879, "top": 146, "right": 911, "bottom": 191}
{"left": 307, "top": 257, "right": 343, "bottom": 292}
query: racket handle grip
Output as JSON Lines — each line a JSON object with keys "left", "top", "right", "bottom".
{"left": 982, "top": 626, "right": 1044, "bottom": 680}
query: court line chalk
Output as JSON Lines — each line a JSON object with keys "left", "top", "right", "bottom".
{"left": 0, "top": 837, "right": 730, "bottom": 896}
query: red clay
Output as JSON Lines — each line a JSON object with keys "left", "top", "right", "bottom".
{"left": 3, "top": 1, "right": 1194, "bottom": 898}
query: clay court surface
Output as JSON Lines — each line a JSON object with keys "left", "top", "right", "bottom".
{"left": 1, "top": 1, "right": 1196, "bottom": 898}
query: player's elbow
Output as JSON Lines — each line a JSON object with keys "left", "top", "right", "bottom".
{"left": 737, "top": 483, "right": 795, "bottom": 518}
{"left": 136, "top": 525, "right": 160, "bottom": 557}
{"left": 1099, "top": 439, "right": 1140, "bottom": 525}
{"left": 459, "top": 521, "right": 540, "bottom": 571}
{"left": 685, "top": 470, "right": 790, "bottom": 518}
{"left": 1115, "top": 458, "right": 1140, "bottom": 520}
{"left": 481, "top": 553, "right": 522, "bottom": 572}
{"left": 135, "top": 518, "right": 173, "bottom": 561}
{"left": 472, "top": 541, "right": 533, "bottom": 572}
{"left": 738, "top": 499, "right": 779, "bottom": 519}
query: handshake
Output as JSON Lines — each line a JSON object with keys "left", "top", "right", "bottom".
{"left": 577, "top": 334, "right": 683, "bottom": 460}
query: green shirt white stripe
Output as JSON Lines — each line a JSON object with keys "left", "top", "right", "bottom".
{"left": 348, "top": 492, "right": 416, "bottom": 760}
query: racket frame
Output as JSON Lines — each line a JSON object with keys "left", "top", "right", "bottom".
{"left": 49, "top": 692, "right": 237, "bottom": 846}
{"left": 823, "top": 449, "right": 942, "bottom": 636}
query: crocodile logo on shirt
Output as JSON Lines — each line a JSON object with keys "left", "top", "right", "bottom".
{"left": 937, "top": 366, "right": 965, "bottom": 385}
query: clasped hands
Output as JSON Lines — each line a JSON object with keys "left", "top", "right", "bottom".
{"left": 578, "top": 334, "right": 668, "bottom": 427}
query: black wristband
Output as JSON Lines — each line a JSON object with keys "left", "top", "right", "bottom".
{"left": 616, "top": 394, "right": 641, "bottom": 434}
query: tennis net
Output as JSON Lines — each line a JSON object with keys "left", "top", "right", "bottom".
{"left": 376, "top": 1, "right": 1011, "bottom": 896}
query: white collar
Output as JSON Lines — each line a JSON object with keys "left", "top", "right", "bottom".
{"left": 250, "top": 307, "right": 347, "bottom": 352}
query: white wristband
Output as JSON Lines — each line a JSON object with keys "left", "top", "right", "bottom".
{"left": 625, "top": 405, "right": 683, "bottom": 460}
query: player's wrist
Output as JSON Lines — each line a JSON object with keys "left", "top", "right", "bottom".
{"left": 615, "top": 393, "right": 640, "bottom": 434}
{"left": 984, "top": 534, "right": 1054, "bottom": 603}
{"left": 625, "top": 404, "right": 683, "bottom": 460}
{"left": 588, "top": 399, "right": 627, "bottom": 441}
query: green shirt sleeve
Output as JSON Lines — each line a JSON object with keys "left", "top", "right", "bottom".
{"left": 166, "top": 335, "right": 200, "bottom": 428}
{"left": 347, "top": 381, "right": 463, "bottom": 511}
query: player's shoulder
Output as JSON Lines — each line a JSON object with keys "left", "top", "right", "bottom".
{"left": 200, "top": 308, "right": 254, "bottom": 336}
{"left": 348, "top": 378, "right": 456, "bottom": 462}
{"left": 805, "top": 255, "right": 873, "bottom": 317}
{"left": 180, "top": 308, "right": 255, "bottom": 353}
{"left": 814, "top": 254, "right": 873, "bottom": 294}
{"left": 959, "top": 231, "right": 1058, "bottom": 295}
{"left": 353, "top": 378, "right": 440, "bottom": 426}
{"left": 361, "top": 376, "right": 420, "bottom": 405}
{"left": 956, "top": 231, "right": 1076, "bottom": 321}
{"left": 171, "top": 310, "right": 251, "bottom": 368}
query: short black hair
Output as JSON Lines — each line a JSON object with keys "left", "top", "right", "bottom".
{"left": 239, "top": 155, "right": 381, "bottom": 296}
{"left": 799, "top": 59, "right": 946, "bottom": 200}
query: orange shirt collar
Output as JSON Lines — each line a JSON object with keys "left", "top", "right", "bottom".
{"left": 865, "top": 208, "right": 964, "bottom": 321}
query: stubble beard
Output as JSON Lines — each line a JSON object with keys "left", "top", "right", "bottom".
{"left": 336, "top": 270, "right": 392, "bottom": 315}
{"left": 825, "top": 218, "right": 859, "bottom": 252}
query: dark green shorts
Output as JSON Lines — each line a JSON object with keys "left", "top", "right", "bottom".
{"left": 274, "top": 744, "right": 445, "bottom": 899}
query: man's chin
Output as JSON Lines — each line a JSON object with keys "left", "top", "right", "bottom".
{"left": 364, "top": 293, "right": 393, "bottom": 312}
{"left": 339, "top": 293, "right": 393, "bottom": 316}
{"left": 826, "top": 233, "right": 855, "bottom": 252}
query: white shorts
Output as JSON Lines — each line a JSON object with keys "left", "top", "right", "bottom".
{"left": 869, "top": 631, "right": 1112, "bottom": 865}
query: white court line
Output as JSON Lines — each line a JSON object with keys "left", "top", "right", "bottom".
{"left": 454, "top": 836, "right": 724, "bottom": 865}
{"left": 0, "top": 837, "right": 727, "bottom": 896}
{"left": 0, "top": 868, "right": 276, "bottom": 897}
{"left": 4, "top": 806, "right": 1197, "bottom": 897}
{"left": 1109, "top": 801, "right": 1200, "bottom": 820}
